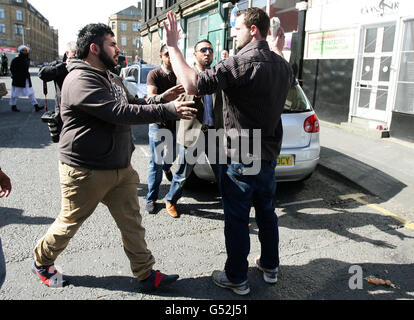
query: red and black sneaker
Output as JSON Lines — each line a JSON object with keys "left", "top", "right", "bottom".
{"left": 138, "top": 270, "right": 179, "bottom": 292}
{"left": 32, "top": 262, "right": 67, "bottom": 288}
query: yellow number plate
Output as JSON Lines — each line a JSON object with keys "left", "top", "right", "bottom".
{"left": 277, "top": 155, "right": 294, "bottom": 167}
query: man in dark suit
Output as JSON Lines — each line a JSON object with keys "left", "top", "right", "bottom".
{"left": 164, "top": 39, "right": 223, "bottom": 218}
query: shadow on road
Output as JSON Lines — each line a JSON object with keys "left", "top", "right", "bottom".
{"left": 63, "top": 259, "right": 414, "bottom": 300}
{"left": 0, "top": 98, "right": 56, "bottom": 149}
{"left": 0, "top": 207, "right": 55, "bottom": 228}
{"left": 0, "top": 207, "right": 55, "bottom": 290}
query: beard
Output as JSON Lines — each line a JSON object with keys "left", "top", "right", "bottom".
{"left": 198, "top": 58, "right": 212, "bottom": 68}
{"left": 98, "top": 46, "right": 117, "bottom": 69}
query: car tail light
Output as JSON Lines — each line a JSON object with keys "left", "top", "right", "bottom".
{"left": 304, "top": 114, "right": 320, "bottom": 133}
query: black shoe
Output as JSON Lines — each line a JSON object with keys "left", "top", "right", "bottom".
{"left": 34, "top": 104, "right": 43, "bottom": 112}
{"left": 138, "top": 270, "right": 179, "bottom": 292}
{"left": 11, "top": 105, "right": 20, "bottom": 112}
{"left": 163, "top": 169, "right": 173, "bottom": 182}
{"left": 32, "top": 262, "right": 67, "bottom": 288}
{"left": 146, "top": 201, "right": 156, "bottom": 214}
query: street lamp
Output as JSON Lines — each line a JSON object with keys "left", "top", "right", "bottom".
{"left": 20, "top": 26, "right": 31, "bottom": 46}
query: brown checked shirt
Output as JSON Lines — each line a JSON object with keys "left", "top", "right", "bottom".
{"left": 197, "top": 40, "right": 293, "bottom": 161}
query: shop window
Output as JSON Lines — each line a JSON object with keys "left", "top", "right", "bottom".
{"left": 395, "top": 20, "right": 414, "bottom": 114}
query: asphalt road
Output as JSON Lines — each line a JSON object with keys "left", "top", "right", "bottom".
{"left": 0, "top": 70, "right": 413, "bottom": 303}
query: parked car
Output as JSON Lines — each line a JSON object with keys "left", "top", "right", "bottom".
{"left": 37, "top": 62, "right": 48, "bottom": 68}
{"left": 192, "top": 82, "right": 321, "bottom": 183}
{"left": 121, "top": 64, "right": 157, "bottom": 99}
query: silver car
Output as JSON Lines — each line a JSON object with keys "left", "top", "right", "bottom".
{"left": 192, "top": 83, "right": 321, "bottom": 182}
{"left": 121, "top": 64, "right": 157, "bottom": 98}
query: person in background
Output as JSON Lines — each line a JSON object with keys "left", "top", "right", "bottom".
{"left": 9, "top": 45, "right": 42, "bottom": 112}
{"left": 1, "top": 52, "right": 8, "bottom": 76}
{"left": 163, "top": 39, "right": 223, "bottom": 218}
{"left": 220, "top": 49, "right": 229, "bottom": 60}
{"left": 164, "top": 8, "right": 293, "bottom": 296}
{"left": 145, "top": 44, "right": 185, "bottom": 215}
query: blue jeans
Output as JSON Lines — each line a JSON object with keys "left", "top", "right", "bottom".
{"left": 219, "top": 160, "right": 279, "bottom": 284}
{"left": 165, "top": 144, "right": 195, "bottom": 204}
{"left": 146, "top": 124, "right": 177, "bottom": 203}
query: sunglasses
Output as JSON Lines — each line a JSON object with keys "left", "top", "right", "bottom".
{"left": 163, "top": 52, "right": 169, "bottom": 57}
{"left": 197, "top": 47, "right": 213, "bottom": 54}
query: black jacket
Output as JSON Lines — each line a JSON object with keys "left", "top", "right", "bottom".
{"left": 10, "top": 54, "right": 32, "bottom": 88}
{"left": 39, "top": 61, "right": 69, "bottom": 110}
{"left": 59, "top": 60, "right": 178, "bottom": 170}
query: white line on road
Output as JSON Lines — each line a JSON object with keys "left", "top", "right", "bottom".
{"left": 279, "top": 198, "right": 324, "bottom": 207}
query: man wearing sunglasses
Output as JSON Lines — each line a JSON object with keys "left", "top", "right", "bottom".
{"left": 164, "top": 40, "right": 223, "bottom": 218}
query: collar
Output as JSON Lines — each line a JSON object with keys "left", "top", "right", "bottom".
{"left": 161, "top": 64, "right": 172, "bottom": 75}
{"left": 237, "top": 40, "right": 270, "bottom": 56}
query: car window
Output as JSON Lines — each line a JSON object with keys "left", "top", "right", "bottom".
{"left": 140, "top": 67, "right": 155, "bottom": 84}
{"left": 127, "top": 68, "right": 138, "bottom": 82}
{"left": 284, "top": 85, "right": 312, "bottom": 113}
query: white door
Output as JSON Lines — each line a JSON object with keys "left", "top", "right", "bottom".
{"left": 354, "top": 23, "right": 396, "bottom": 122}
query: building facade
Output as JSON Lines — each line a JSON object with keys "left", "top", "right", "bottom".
{"left": 140, "top": 0, "right": 304, "bottom": 66}
{"left": 0, "top": 0, "right": 58, "bottom": 65}
{"left": 109, "top": 4, "right": 143, "bottom": 64}
{"left": 303, "top": 0, "right": 414, "bottom": 142}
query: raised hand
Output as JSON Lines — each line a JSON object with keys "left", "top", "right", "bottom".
{"left": 161, "top": 84, "right": 185, "bottom": 102}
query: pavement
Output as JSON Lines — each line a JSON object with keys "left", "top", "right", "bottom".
{"left": 318, "top": 121, "right": 414, "bottom": 222}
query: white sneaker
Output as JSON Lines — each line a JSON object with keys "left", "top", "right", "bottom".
{"left": 212, "top": 270, "right": 250, "bottom": 295}
{"left": 256, "top": 257, "right": 278, "bottom": 284}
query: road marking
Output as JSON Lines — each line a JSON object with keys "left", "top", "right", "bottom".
{"left": 339, "top": 193, "right": 414, "bottom": 230}
{"left": 279, "top": 198, "right": 324, "bottom": 207}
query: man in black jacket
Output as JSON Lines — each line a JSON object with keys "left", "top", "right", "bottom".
{"left": 38, "top": 42, "right": 76, "bottom": 142}
{"left": 9, "top": 45, "right": 42, "bottom": 112}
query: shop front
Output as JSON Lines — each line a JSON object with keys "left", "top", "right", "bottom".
{"left": 304, "top": 0, "right": 414, "bottom": 142}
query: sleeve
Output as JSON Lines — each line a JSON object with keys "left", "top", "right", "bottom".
{"left": 67, "top": 73, "right": 178, "bottom": 126}
{"left": 39, "top": 61, "right": 67, "bottom": 82}
{"left": 197, "top": 57, "right": 253, "bottom": 96}
{"left": 146, "top": 69, "right": 158, "bottom": 88}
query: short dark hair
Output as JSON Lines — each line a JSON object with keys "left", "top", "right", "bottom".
{"left": 194, "top": 39, "right": 212, "bottom": 51}
{"left": 160, "top": 44, "right": 168, "bottom": 54}
{"left": 76, "top": 23, "right": 114, "bottom": 59}
{"left": 237, "top": 7, "right": 270, "bottom": 39}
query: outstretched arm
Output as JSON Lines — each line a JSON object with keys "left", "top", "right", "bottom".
{"left": 164, "top": 11, "right": 198, "bottom": 95}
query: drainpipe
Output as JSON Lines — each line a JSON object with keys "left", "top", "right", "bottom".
{"left": 294, "top": 1, "right": 308, "bottom": 87}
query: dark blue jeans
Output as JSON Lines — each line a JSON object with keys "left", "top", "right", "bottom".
{"left": 219, "top": 160, "right": 279, "bottom": 284}
{"left": 146, "top": 124, "right": 177, "bottom": 203}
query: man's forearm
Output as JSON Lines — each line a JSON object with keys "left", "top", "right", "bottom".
{"left": 168, "top": 46, "right": 198, "bottom": 95}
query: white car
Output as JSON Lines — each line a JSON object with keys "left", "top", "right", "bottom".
{"left": 121, "top": 64, "right": 157, "bottom": 98}
{"left": 192, "top": 83, "right": 321, "bottom": 182}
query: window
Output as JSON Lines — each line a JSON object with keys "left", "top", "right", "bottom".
{"left": 14, "top": 24, "right": 22, "bottom": 34}
{"left": 121, "top": 22, "right": 127, "bottom": 31}
{"left": 122, "top": 36, "right": 127, "bottom": 46}
{"left": 0, "top": 24, "right": 5, "bottom": 34}
{"left": 0, "top": 9, "right": 5, "bottom": 19}
{"left": 111, "top": 22, "right": 116, "bottom": 30}
{"left": 133, "top": 23, "right": 141, "bottom": 32}
{"left": 395, "top": 20, "right": 414, "bottom": 115}
{"left": 16, "top": 10, "right": 23, "bottom": 21}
